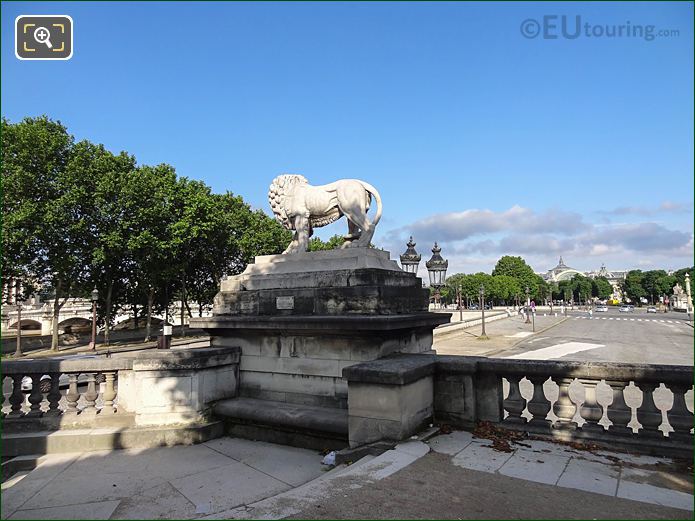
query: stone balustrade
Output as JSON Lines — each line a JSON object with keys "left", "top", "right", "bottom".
{"left": 477, "top": 359, "right": 694, "bottom": 449}
{"left": 1, "top": 347, "right": 241, "bottom": 432}
{"left": 345, "top": 354, "right": 694, "bottom": 456}
{"left": 1, "top": 358, "right": 132, "bottom": 431}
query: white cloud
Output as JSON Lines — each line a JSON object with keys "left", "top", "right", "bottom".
{"left": 382, "top": 205, "right": 694, "bottom": 274}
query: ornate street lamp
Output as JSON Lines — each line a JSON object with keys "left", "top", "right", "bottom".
{"left": 14, "top": 284, "right": 24, "bottom": 358}
{"left": 479, "top": 284, "right": 489, "bottom": 340}
{"left": 89, "top": 286, "right": 98, "bottom": 350}
{"left": 426, "top": 242, "right": 448, "bottom": 308}
{"left": 399, "top": 236, "right": 421, "bottom": 275}
{"left": 525, "top": 286, "right": 531, "bottom": 324}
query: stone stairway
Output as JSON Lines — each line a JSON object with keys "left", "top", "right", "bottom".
{"left": 213, "top": 397, "right": 349, "bottom": 450}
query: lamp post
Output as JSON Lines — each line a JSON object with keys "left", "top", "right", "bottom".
{"left": 89, "top": 286, "right": 98, "bottom": 350}
{"left": 399, "top": 236, "right": 421, "bottom": 275}
{"left": 685, "top": 273, "right": 693, "bottom": 324}
{"left": 549, "top": 286, "right": 554, "bottom": 315}
{"left": 426, "top": 242, "right": 448, "bottom": 309}
{"left": 479, "top": 284, "right": 489, "bottom": 340}
{"left": 14, "top": 292, "right": 24, "bottom": 358}
{"left": 524, "top": 286, "right": 531, "bottom": 324}
{"left": 457, "top": 285, "right": 463, "bottom": 321}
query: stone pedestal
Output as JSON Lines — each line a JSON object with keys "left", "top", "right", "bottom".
{"left": 192, "top": 248, "right": 449, "bottom": 411}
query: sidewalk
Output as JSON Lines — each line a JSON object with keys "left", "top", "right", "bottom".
{"left": 1, "top": 335, "right": 210, "bottom": 360}
{"left": 2, "top": 432, "right": 691, "bottom": 519}
{"left": 293, "top": 434, "right": 693, "bottom": 519}
{"left": 434, "top": 313, "right": 568, "bottom": 356}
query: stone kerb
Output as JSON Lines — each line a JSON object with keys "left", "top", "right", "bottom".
{"left": 117, "top": 347, "right": 241, "bottom": 426}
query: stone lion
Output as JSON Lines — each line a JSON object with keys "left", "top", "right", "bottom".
{"left": 268, "top": 174, "right": 382, "bottom": 254}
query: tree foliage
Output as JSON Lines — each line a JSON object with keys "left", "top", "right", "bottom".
{"left": 2, "top": 116, "right": 291, "bottom": 346}
{"left": 491, "top": 255, "right": 541, "bottom": 299}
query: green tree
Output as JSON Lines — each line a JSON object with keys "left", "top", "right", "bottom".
{"left": 591, "top": 276, "right": 613, "bottom": 300}
{"left": 492, "top": 255, "right": 540, "bottom": 299}
{"left": 308, "top": 235, "right": 344, "bottom": 251}
{"left": 73, "top": 141, "right": 137, "bottom": 344}
{"left": 1, "top": 116, "right": 97, "bottom": 350}
{"left": 570, "top": 274, "right": 593, "bottom": 304}
{"left": 123, "top": 164, "right": 179, "bottom": 340}
{"left": 673, "top": 267, "right": 695, "bottom": 289}
{"left": 621, "top": 270, "right": 646, "bottom": 305}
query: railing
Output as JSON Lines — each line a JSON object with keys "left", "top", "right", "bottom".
{"left": 1, "top": 358, "right": 132, "bottom": 423}
{"left": 434, "top": 356, "right": 694, "bottom": 454}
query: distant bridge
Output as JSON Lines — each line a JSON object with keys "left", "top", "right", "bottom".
{"left": 1, "top": 298, "right": 205, "bottom": 336}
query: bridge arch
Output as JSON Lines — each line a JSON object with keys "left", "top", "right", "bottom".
{"left": 9, "top": 319, "right": 42, "bottom": 331}
{"left": 57, "top": 317, "right": 92, "bottom": 334}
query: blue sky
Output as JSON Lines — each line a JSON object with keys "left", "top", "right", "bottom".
{"left": 2, "top": 1, "right": 693, "bottom": 277}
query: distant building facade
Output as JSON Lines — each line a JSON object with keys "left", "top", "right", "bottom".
{"left": 538, "top": 257, "right": 626, "bottom": 301}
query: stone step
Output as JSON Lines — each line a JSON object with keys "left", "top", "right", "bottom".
{"left": 213, "top": 397, "right": 349, "bottom": 451}
{"left": 2, "top": 421, "right": 224, "bottom": 458}
{"left": 1, "top": 454, "right": 49, "bottom": 482}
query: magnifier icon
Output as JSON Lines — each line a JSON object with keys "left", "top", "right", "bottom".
{"left": 34, "top": 26, "right": 53, "bottom": 49}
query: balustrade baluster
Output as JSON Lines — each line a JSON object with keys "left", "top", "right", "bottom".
{"left": 26, "top": 373, "right": 44, "bottom": 417}
{"left": 665, "top": 384, "right": 693, "bottom": 443}
{"left": 605, "top": 380, "right": 632, "bottom": 436}
{"left": 8, "top": 375, "right": 24, "bottom": 418}
{"left": 527, "top": 376, "right": 551, "bottom": 429}
{"left": 552, "top": 377, "right": 577, "bottom": 430}
{"left": 82, "top": 373, "right": 98, "bottom": 415}
{"left": 578, "top": 378, "right": 604, "bottom": 433}
{"left": 635, "top": 382, "right": 663, "bottom": 438}
{"left": 65, "top": 374, "right": 80, "bottom": 415}
{"left": 1, "top": 377, "right": 7, "bottom": 418}
{"left": 44, "top": 373, "right": 63, "bottom": 417}
{"left": 503, "top": 376, "right": 526, "bottom": 424}
{"left": 101, "top": 372, "right": 117, "bottom": 414}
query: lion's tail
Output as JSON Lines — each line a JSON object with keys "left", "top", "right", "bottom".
{"left": 359, "top": 181, "right": 383, "bottom": 229}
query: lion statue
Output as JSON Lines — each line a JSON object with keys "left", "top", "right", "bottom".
{"left": 268, "top": 174, "right": 383, "bottom": 254}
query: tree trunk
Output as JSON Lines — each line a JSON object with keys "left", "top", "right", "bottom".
{"left": 104, "top": 281, "right": 113, "bottom": 345}
{"left": 180, "top": 280, "right": 186, "bottom": 337}
{"left": 50, "top": 279, "right": 69, "bottom": 351}
{"left": 145, "top": 287, "right": 154, "bottom": 342}
{"left": 133, "top": 303, "right": 139, "bottom": 329}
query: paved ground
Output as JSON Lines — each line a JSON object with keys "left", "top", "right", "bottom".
{"left": 504, "top": 308, "right": 693, "bottom": 365}
{"left": 293, "top": 441, "right": 693, "bottom": 520}
{"left": 4, "top": 434, "right": 690, "bottom": 519}
{"left": 1, "top": 438, "right": 326, "bottom": 520}
{"left": 434, "top": 312, "right": 568, "bottom": 356}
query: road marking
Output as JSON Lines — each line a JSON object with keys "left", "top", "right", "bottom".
{"left": 601, "top": 317, "right": 607, "bottom": 320}
{"left": 629, "top": 318, "right": 635, "bottom": 321}
{"left": 504, "top": 332, "right": 534, "bottom": 338}
{"left": 609, "top": 318, "right": 614, "bottom": 320}
{"left": 637, "top": 319, "right": 642, "bottom": 321}
{"left": 527, "top": 337, "right": 549, "bottom": 344}
{"left": 659, "top": 320, "right": 665, "bottom": 322}
{"left": 505, "top": 341, "right": 604, "bottom": 360}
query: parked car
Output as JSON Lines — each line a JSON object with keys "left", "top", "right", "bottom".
{"left": 618, "top": 305, "right": 632, "bottom": 313}
{"left": 468, "top": 304, "right": 478, "bottom": 310}
{"left": 595, "top": 305, "right": 608, "bottom": 312}
{"left": 647, "top": 306, "right": 657, "bottom": 313}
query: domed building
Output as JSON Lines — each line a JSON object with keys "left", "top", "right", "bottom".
{"left": 538, "top": 257, "right": 627, "bottom": 301}
{"left": 543, "top": 256, "right": 584, "bottom": 282}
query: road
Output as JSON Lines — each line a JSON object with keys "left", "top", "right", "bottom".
{"left": 500, "top": 308, "right": 693, "bottom": 365}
